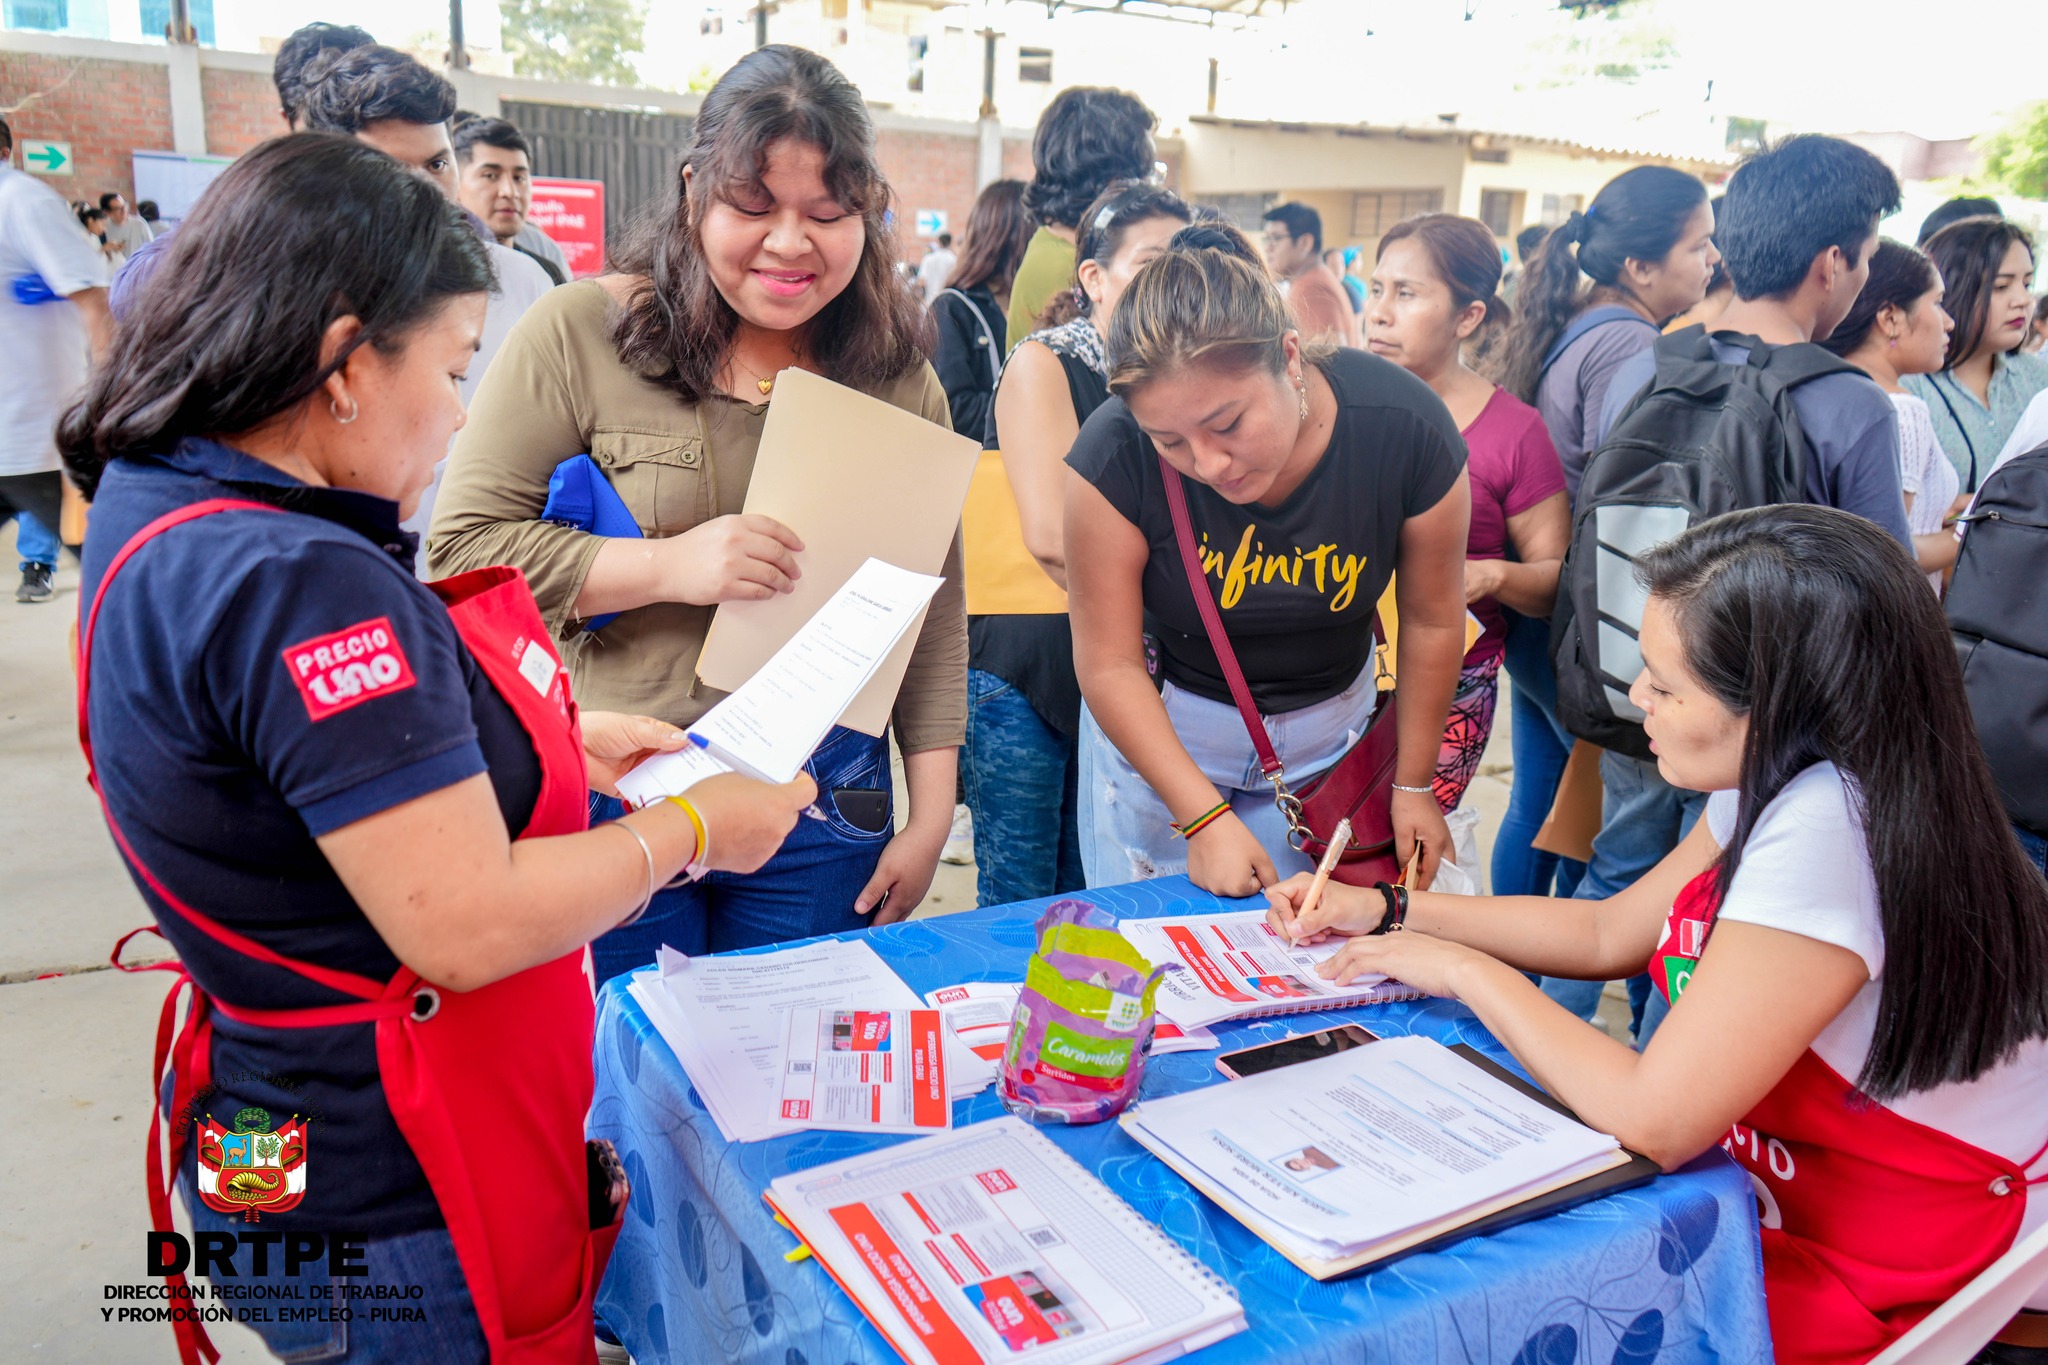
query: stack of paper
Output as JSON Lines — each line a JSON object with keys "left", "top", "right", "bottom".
{"left": 1120, "top": 910, "right": 1422, "bottom": 1029}
{"left": 1120, "top": 1036, "right": 1630, "bottom": 1277}
{"left": 766, "top": 1117, "right": 1245, "bottom": 1365}
{"left": 628, "top": 944, "right": 994, "bottom": 1142}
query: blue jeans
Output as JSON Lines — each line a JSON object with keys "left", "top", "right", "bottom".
{"left": 182, "top": 1182, "right": 486, "bottom": 1362}
{"left": 11, "top": 509, "right": 59, "bottom": 569}
{"left": 1491, "top": 613, "right": 1587, "bottom": 899}
{"left": 1541, "top": 749, "right": 1706, "bottom": 1042}
{"left": 587, "top": 726, "right": 893, "bottom": 984}
{"left": 1077, "top": 664, "right": 1377, "bottom": 888}
{"left": 961, "top": 668, "right": 1083, "bottom": 908}
{"left": 2016, "top": 823, "right": 2048, "bottom": 874}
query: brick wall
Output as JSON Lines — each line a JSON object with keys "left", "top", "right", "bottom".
{"left": 0, "top": 54, "right": 172, "bottom": 205}
{"left": 201, "top": 66, "right": 283, "bottom": 158}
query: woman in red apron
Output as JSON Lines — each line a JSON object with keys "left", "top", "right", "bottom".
{"left": 1267, "top": 505, "right": 2048, "bottom": 1363}
{"left": 60, "top": 136, "right": 815, "bottom": 1364}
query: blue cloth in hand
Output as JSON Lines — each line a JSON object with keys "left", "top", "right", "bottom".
{"left": 541, "top": 454, "right": 640, "bottom": 632}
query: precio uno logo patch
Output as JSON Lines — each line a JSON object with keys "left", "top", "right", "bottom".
{"left": 282, "top": 617, "right": 417, "bottom": 721}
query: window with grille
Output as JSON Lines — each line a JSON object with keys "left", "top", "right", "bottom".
{"left": 138, "top": 0, "right": 214, "bottom": 41}
{"left": 1018, "top": 47, "right": 1053, "bottom": 83}
{"left": 1350, "top": 190, "right": 1443, "bottom": 243}
{"left": 1478, "top": 189, "right": 1516, "bottom": 237}
{"left": 1539, "top": 193, "right": 1585, "bottom": 227}
{"left": 4, "top": 0, "right": 68, "bottom": 29}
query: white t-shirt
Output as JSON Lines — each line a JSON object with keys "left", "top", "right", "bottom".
{"left": 1889, "top": 392, "right": 1959, "bottom": 590}
{"left": 1706, "top": 763, "right": 2048, "bottom": 1305}
{"left": 917, "top": 246, "right": 956, "bottom": 305}
{"left": 0, "top": 166, "right": 108, "bottom": 476}
{"left": 402, "top": 241, "right": 554, "bottom": 551}
{"left": 103, "top": 212, "right": 153, "bottom": 266}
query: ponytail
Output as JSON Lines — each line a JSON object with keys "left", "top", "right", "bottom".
{"left": 1498, "top": 167, "right": 1708, "bottom": 402}
{"left": 1106, "top": 244, "right": 1332, "bottom": 397}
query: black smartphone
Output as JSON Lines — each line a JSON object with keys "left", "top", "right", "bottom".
{"left": 1214, "top": 1025, "right": 1379, "bottom": 1080}
{"left": 831, "top": 788, "right": 891, "bottom": 834}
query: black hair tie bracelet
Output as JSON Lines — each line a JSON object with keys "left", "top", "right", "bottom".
{"left": 1369, "top": 882, "right": 1409, "bottom": 935}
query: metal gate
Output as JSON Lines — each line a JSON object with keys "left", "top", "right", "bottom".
{"left": 500, "top": 100, "right": 695, "bottom": 239}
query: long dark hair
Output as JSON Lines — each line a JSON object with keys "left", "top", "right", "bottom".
{"left": 57, "top": 134, "right": 492, "bottom": 499}
{"left": 1637, "top": 505, "right": 2048, "bottom": 1099}
{"left": 1498, "top": 166, "right": 1707, "bottom": 403}
{"left": 1039, "top": 180, "right": 1190, "bottom": 329}
{"left": 1922, "top": 217, "right": 2036, "bottom": 370}
{"left": 1816, "top": 240, "right": 1938, "bottom": 359}
{"left": 948, "top": 178, "right": 1032, "bottom": 296}
{"left": 608, "top": 45, "right": 927, "bottom": 404}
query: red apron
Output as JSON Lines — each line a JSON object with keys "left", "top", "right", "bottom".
{"left": 1653, "top": 869, "right": 2048, "bottom": 1364}
{"left": 80, "top": 499, "right": 616, "bottom": 1365}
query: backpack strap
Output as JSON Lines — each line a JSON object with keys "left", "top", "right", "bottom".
{"left": 940, "top": 287, "right": 1003, "bottom": 389}
{"left": 1539, "top": 304, "right": 1648, "bottom": 380}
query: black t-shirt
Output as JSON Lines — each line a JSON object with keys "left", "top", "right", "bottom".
{"left": 82, "top": 439, "right": 542, "bottom": 1237}
{"left": 1066, "top": 348, "right": 1466, "bottom": 713}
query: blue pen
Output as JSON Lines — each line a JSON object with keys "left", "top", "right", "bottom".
{"left": 685, "top": 732, "right": 827, "bottom": 820}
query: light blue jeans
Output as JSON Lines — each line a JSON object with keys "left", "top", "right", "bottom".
{"left": 12, "top": 509, "right": 59, "bottom": 569}
{"left": 1541, "top": 749, "right": 1706, "bottom": 1044}
{"left": 1077, "top": 664, "right": 1378, "bottom": 888}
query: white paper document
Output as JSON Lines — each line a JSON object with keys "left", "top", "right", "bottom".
{"left": 627, "top": 939, "right": 926, "bottom": 1143}
{"left": 1123, "top": 1036, "right": 1623, "bottom": 1263}
{"left": 924, "top": 981, "right": 1218, "bottom": 1068}
{"left": 1119, "top": 911, "right": 1409, "bottom": 1029}
{"left": 618, "top": 557, "right": 943, "bottom": 805}
{"left": 765, "top": 1117, "right": 1244, "bottom": 1365}
{"left": 776, "top": 1008, "right": 954, "bottom": 1134}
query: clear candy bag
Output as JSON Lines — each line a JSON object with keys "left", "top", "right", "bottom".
{"left": 998, "top": 899, "right": 1165, "bottom": 1124}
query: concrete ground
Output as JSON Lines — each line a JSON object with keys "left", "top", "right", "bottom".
{"left": 0, "top": 522, "right": 1622, "bottom": 1362}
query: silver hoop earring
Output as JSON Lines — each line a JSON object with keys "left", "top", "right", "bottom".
{"left": 330, "top": 395, "right": 359, "bottom": 426}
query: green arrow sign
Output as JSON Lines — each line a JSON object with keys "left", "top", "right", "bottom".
{"left": 22, "top": 140, "right": 71, "bottom": 175}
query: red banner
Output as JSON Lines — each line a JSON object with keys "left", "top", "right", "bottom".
{"left": 528, "top": 177, "right": 606, "bottom": 278}
{"left": 828, "top": 1204, "right": 981, "bottom": 1365}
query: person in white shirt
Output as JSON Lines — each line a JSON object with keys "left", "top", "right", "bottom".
{"left": 294, "top": 44, "right": 553, "bottom": 545}
{"left": 917, "top": 232, "right": 956, "bottom": 305}
{"left": 1, "top": 115, "right": 111, "bottom": 602}
{"left": 1270, "top": 504, "right": 2048, "bottom": 1362}
{"left": 97, "top": 191, "right": 153, "bottom": 267}
{"left": 1990, "top": 386, "right": 2048, "bottom": 478}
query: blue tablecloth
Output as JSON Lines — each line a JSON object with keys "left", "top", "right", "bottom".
{"left": 590, "top": 877, "right": 1773, "bottom": 1364}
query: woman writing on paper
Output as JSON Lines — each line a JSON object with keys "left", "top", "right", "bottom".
{"left": 963, "top": 181, "right": 1191, "bottom": 909}
{"left": 65, "top": 134, "right": 814, "bottom": 1365}
{"left": 430, "top": 46, "right": 966, "bottom": 978}
{"left": 1064, "top": 240, "right": 1471, "bottom": 896}
{"left": 1269, "top": 506, "right": 2048, "bottom": 1364}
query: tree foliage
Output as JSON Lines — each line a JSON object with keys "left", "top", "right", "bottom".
{"left": 499, "top": 0, "right": 645, "bottom": 87}
{"left": 1977, "top": 102, "right": 2048, "bottom": 201}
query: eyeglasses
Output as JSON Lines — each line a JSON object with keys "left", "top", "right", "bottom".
{"left": 1262, "top": 231, "right": 1291, "bottom": 248}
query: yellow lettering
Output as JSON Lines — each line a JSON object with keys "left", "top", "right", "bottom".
{"left": 1220, "top": 525, "right": 1259, "bottom": 610}
{"left": 1202, "top": 547, "right": 1225, "bottom": 579}
{"left": 1261, "top": 553, "right": 1291, "bottom": 585}
{"left": 1330, "top": 553, "right": 1369, "bottom": 612}
{"left": 1301, "top": 544, "right": 1336, "bottom": 593}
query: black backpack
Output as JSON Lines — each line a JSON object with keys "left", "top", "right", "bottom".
{"left": 1947, "top": 442, "right": 2048, "bottom": 836}
{"left": 1551, "top": 326, "right": 1858, "bottom": 759}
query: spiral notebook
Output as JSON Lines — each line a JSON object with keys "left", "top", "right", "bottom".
{"left": 765, "top": 1117, "right": 1244, "bottom": 1365}
{"left": 1119, "top": 910, "right": 1423, "bottom": 1029}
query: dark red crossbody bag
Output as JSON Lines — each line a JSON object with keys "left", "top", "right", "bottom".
{"left": 1158, "top": 456, "right": 1402, "bottom": 885}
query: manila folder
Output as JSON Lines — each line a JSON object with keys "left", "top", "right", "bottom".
{"left": 696, "top": 368, "right": 979, "bottom": 736}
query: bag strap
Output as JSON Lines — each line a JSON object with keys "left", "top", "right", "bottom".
{"left": 1157, "top": 455, "right": 1284, "bottom": 779}
{"left": 1539, "top": 305, "right": 1646, "bottom": 380}
{"left": 940, "top": 287, "right": 1003, "bottom": 389}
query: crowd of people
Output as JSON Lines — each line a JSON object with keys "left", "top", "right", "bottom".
{"left": 7, "top": 20, "right": 2048, "bottom": 1365}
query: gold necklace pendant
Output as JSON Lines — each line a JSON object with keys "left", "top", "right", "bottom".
{"left": 757, "top": 376, "right": 775, "bottom": 396}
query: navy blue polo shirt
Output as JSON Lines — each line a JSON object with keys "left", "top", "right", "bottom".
{"left": 82, "top": 438, "right": 542, "bottom": 1236}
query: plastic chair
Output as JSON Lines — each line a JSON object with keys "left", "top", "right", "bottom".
{"left": 1869, "top": 1221, "right": 2048, "bottom": 1365}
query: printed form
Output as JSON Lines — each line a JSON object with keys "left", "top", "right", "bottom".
{"left": 1120, "top": 911, "right": 1394, "bottom": 1028}
{"left": 619, "top": 557, "right": 942, "bottom": 804}
{"left": 1125, "top": 1036, "right": 1622, "bottom": 1260}
{"left": 778, "top": 1008, "right": 953, "bottom": 1134}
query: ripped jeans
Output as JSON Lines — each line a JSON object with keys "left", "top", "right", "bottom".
{"left": 1077, "top": 664, "right": 1378, "bottom": 888}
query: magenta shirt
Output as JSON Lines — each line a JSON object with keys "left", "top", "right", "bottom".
{"left": 1463, "top": 387, "right": 1567, "bottom": 663}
